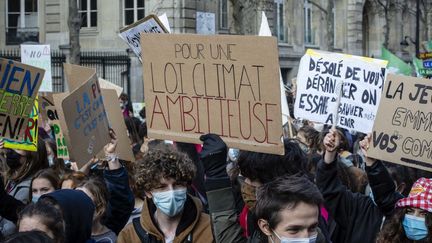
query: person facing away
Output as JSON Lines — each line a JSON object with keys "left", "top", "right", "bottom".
{"left": 117, "top": 143, "right": 213, "bottom": 243}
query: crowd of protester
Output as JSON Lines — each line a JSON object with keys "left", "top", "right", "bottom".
{"left": 1, "top": 92, "right": 431, "bottom": 243}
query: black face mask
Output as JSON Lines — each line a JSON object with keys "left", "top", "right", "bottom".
{"left": 6, "top": 150, "right": 22, "bottom": 169}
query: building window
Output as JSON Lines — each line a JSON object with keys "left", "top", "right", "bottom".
{"left": 78, "top": 0, "right": 97, "bottom": 28}
{"left": 304, "top": 0, "right": 313, "bottom": 44}
{"left": 275, "top": 0, "right": 287, "bottom": 42}
{"left": 6, "top": 0, "right": 39, "bottom": 45}
{"left": 124, "top": 0, "right": 145, "bottom": 26}
{"left": 219, "top": 0, "right": 228, "bottom": 29}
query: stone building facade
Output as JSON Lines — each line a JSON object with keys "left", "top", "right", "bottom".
{"left": 0, "top": 0, "right": 430, "bottom": 101}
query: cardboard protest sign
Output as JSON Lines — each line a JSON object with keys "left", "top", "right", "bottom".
{"left": 294, "top": 49, "right": 388, "bottom": 133}
{"left": 64, "top": 63, "right": 95, "bottom": 91}
{"left": 39, "top": 93, "right": 54, "bottom": 115}
{"left": 0, "top": 58, "right": 44, "bottom": 149}
{"left": 51, "top": 120, "right": 69, "bottom": 159}
{"left": 101, "top": 89, "right": 135, "bottom": 162}
{"left": 43, "top": 105, "right": 69, "bottom": 159}
{"left": 368, "top": 74, "right": 432, "bottom": 171}
{"left": 4, "top": 98, "right": 39, "bottom": 151}
{"left": 99, "top": 78, "right": 123, "bottom": 97}
{"left": 21, "top": 45, "right": 52, "bottom": 92}
{"left": 119, "top": 15, "right": 169, "bottom": 62}
{"left": 61, "top": 70, "right": 110, "bottom": 165}
{"left": 142, "top": 34, "right": 284, "bottom": 155}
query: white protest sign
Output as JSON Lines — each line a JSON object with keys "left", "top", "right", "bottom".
{"left": 20, "top": 44, "right": 52, "bottom": 92}
{"left": 158, "top": 13, "right": 171, "bottom": 33}
{"left": 294, "top": 49, "right": 388, "bottom": 133}
{"left": 259, "top": 11, "right": 290, "bottom": 126}
{"left": 132, "top": 102, "right": 145, "bottom": 121}
{"left": 196, "top": 12, "right": 215, "bottom": 35}
{"left": 119, "top": 14, "right": 168, "bottom": 62}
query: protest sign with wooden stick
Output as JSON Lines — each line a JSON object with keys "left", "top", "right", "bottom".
{"left": 142, "top": 33, "right": 284, "bottom": 155}
{"left": 368, "top": 74, "right": 432, "bottom": 171}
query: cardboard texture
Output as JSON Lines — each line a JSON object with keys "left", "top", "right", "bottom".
{"left": 0, "top": 58, "right": 44, "bottom": 150}
{"left": 44, "top": 105, "right": 69, "bottom": 159}
{"left": 4, "top": 98, "right": 39, "bottom": 151}
{"left": 294, "top": 49, "right": 388, "bottom": 133}
{"left": 61, "top": 70, "right": 110, "bottom": 166}
{"left": 368, "top": 74, "right": 432, "bottom": 171}
{"left": 52, "top": 93, "right": 69, "bottom": 149}
{"left": 101, "top": 89, "right": 135, "bottom": 162}
{"left": 21, "top": 44, "right": 53, "bottom": 92}
{"left": 64, "top": 63, "right": 96, "bottom": 92}
{"left": 141, "top": 34, "right": 284, "bottom": 155}
{"left": 99, "top": 78, "right": 123, "bottom": 97}
{"left": 119, "top": 14, "right": 169, "bottom": 61}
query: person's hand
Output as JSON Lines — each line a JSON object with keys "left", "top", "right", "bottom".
{"left": 104, "top": 129, "right": 118, "bottom": 156}
{"left": 323, "top": 129, "right": 340, "bottom": 152}
{"left": 70, "top": 162, "right": 79, "bottom": 171}
{"left": 80, "top": 156, "right": 99, "bottom": 174}
{"left": 359, "top": 133, "right": 376, "bottom": 166}
{"left": 323, "top": 129, "right": 340, "bottom": 164}
{"left": 200, "top": 134, "right": 228, "bottom": 178}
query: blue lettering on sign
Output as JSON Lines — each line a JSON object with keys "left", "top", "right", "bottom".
{"left": 423, "top": 60, "right": 432, "bottom": 69}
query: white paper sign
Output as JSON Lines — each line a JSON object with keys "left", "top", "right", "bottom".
{"left": 294, "top": 49, "right": 388, "bottom": 133}
{"left": 132, "top": 102, "right": 145, "bottom": 121}
{"left": 20, "top": 44, "right": 52, "bottom": 92}
{"left": 119, "top": 15, "right": 168, "bottom": 62}
{"left": 196, "top": 12, "right": 215, "bottom": 35}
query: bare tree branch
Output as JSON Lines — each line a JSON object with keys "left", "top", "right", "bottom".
{"left": 308, "top": 0, "right": 328, "bottom": 15}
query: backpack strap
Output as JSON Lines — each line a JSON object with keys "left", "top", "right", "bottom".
{"left": 133, "top": 217, "right": 150, "bottom": 243}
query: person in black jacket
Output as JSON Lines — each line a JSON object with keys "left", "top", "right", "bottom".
{"left": 317, "top": 130, "right": 404, "bottom": 243}
{"left": 200, "top": 134, "right": 329, "bottom": 243}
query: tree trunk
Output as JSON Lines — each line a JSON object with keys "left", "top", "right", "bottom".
{"left": 68, "top": 0, "right": 81, "bottom": 64}
{"left": 383, "top": 9, "right": 390, "bottom": 48}
{"left": 327, "top": 0, "right": 335, "bottom": 51}
{"left": 230, "top": 0, "right": 258, "bottom": 35}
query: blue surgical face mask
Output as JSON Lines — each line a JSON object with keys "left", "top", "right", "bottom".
{"left": 32, "top": 194, "right": 40, "bottom": 203}
{"left": 152, "top": 188, "right": 187, "bottom": 217}
{"left": 403, "top": 214, "right": 428, "bottom": 240}
{"left": 272, "top": 230, "right": 317, "bottom": 243}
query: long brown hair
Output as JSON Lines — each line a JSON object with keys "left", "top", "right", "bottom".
{"left": 377, "top": 207, "right": 432, "bottom": 243}
{"left": 8, "top": 140, "right": 48, "bottom": 183}
{"left": 29, "top": 169, "right": 61, "bottom": 200}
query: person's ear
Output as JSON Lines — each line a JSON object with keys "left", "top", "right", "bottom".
{"left": 145, "top": 191, "right": 152, "bottom": 198}
{"left": 258, "top": 219, "right": 273, "bottom": 237}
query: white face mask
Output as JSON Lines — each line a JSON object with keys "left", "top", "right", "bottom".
{"left": 272, "top": 231, "right": 318, "bottom": 243}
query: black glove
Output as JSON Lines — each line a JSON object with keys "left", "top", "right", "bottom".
{"left": 200, "top": 134, "right": 228, "bottom": 178}
{"left": 0, "top": 175, "right": 5, "bottom": 196}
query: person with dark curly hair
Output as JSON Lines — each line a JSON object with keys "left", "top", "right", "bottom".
{"left": 117, "top": 144, "right": 213, "bottom": 243}
{"left": 376, "top": 177, "right": 432, "bottom": 243}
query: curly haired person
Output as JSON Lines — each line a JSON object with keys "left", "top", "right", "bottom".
{"left": 117, "top": 144, "right": 213, "bottom": 243}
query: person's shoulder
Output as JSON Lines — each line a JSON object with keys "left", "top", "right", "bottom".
{"left": 192, "top": 212, "right": 214, "bottom": 241}
{"left": 117, "top": 222, "right": 136, "bottom": 243}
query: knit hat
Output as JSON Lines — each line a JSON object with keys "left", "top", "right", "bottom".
{"left": 396, "top": 177, "right": 432, "bottom": 213}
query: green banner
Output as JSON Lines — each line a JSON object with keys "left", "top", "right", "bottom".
{"left": 381, "top": 46, "right": 413, "bottom": 76}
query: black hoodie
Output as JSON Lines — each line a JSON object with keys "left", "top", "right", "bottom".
{"left": 41, "top": 189, "right": 95, "bottom": 243}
